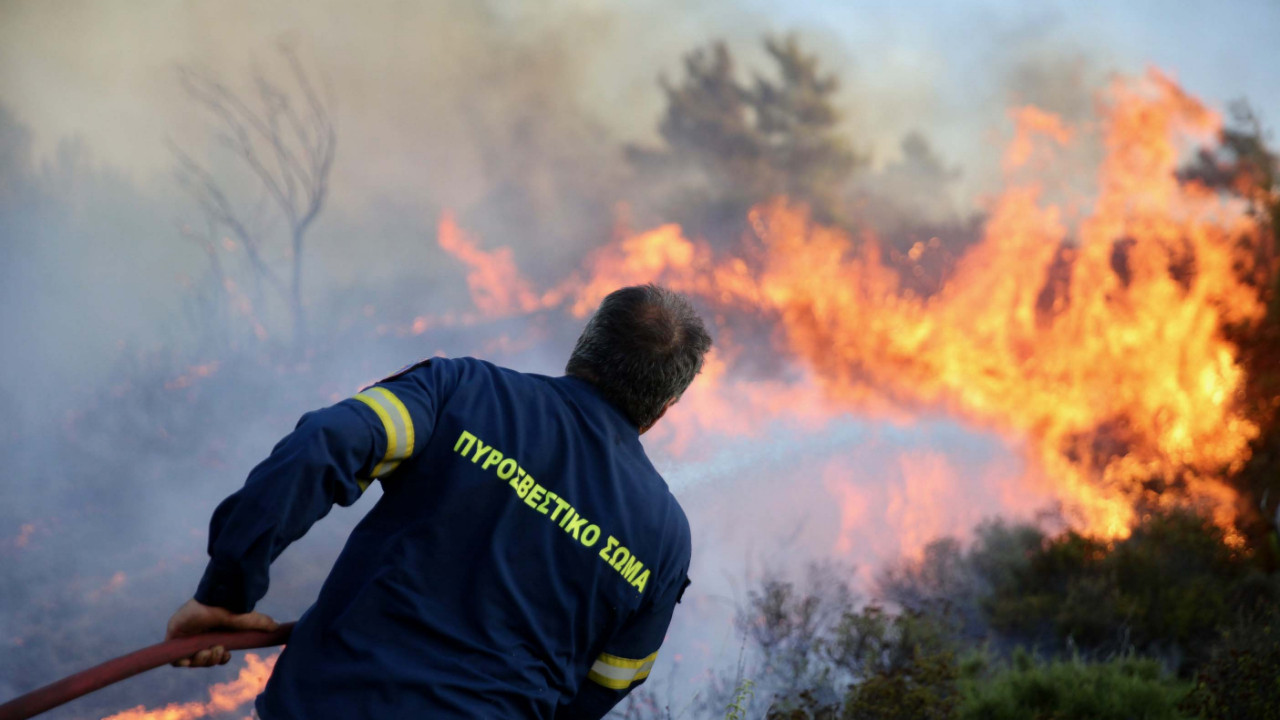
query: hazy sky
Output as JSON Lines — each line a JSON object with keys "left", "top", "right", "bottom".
{"left": 2, "top": 0, "right": 1276, "bottom": 197}
{"left": 765, "top": 0, "right": 1280, "bottom": 175}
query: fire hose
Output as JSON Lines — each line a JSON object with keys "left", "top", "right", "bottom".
{"left": 0, "top": 622, "right": 295, "bottom": 720}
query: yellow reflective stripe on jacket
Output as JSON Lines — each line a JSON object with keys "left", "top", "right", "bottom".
{"left": 587, "top": 650, "right": 658, "bottom": 690}
{"left": 353, "top": 386, "right": 415, "bottom": 481}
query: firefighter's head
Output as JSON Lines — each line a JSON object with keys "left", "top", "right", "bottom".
{"left": 566, "top": 284, "right": 712, "bottom": 433}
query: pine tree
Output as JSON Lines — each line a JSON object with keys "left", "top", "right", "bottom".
{"left": 630, "top": 37, "right": 861, "bottom": 241}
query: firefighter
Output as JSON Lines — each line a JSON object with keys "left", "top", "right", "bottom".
{"left": 164, "top": 284, "right": 711, "bottom": 719}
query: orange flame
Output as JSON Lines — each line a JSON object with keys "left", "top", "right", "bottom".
{"left": 729, "top": 72, "right": 1259, "bottom": 537}
{"left": 100, "top": 652, "right": 277, "bottom": 720}
{"left": 1003, "top": 105, "right": 1073, "bottom": 173}
{"left": 436, "top": 211, "right": 544, "bottom": 316}
{"left": 687, "top": 75, "right": 1254, "bottom": 538}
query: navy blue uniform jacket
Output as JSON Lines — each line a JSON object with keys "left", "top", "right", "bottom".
{"left": 194, "top": 357, "right": 692, "bottom": 719}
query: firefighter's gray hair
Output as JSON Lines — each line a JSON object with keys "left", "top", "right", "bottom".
{"left": 566, "top": 284, "right": 713, "bottom": 430}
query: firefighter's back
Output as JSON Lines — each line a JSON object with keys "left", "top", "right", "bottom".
{"left": 258, "top": 356, "right": 690, "bottom": 719}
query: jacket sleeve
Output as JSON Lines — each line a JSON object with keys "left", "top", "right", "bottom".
{"left": 193, "top": 358, "right": 455, "bottom": 613}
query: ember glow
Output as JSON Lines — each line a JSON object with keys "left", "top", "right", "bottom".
{"left": 434, "top": 70, "right": 1264, "bottom": 542}
{"left": 99, "top": 653, "right": 276, "bottom": 720}
{"left": 164, "top": 363, "right": 220, "bottom": 392}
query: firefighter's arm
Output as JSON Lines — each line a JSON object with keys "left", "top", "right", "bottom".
{"left": 190, "top": 360, "right": 454, "bottom": 616}
{"left": 556, "top": 574, "right": 690, "bottom": 720}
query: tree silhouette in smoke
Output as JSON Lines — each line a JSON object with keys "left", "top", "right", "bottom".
{"left": 629, "top": 36, "right": 862, "bottom": 242}
{"left": 172, "top": 44, "right": 335, "bottom": 353}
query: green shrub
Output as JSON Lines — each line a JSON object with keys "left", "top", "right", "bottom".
{"left": 985, "top": 509, "right": 1267, "bottom": 671}
{"left": 841, "top": 648, "right": 959, "bottom": 720}
{"left": 960, "top": 653, "right": 1193, "bottom": 720}
{"left": 1181, "top": 602, "right": 1280, "bottom": 720}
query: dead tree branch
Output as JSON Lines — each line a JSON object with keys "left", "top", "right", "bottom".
{"left": 172, "top": 45, "right": 335, "bottom": 350}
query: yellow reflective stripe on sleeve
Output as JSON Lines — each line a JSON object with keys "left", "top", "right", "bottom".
{"left": 353, "top": 393, "right": 398, "bottom": 474}
{"left": 587, "top": 651, "right": 658, "bottom": 690}
{"left": 353, "top": 386, "right": 414, "bottom": 479}
{"left": 368, "top": 386, "right": 415, "bottom": 458}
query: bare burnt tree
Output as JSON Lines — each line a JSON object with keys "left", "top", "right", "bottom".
{"left": 172, "top": 44, "right": 335, "bottom": 351}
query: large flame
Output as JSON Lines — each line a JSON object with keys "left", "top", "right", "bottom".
{"left": 432, "top": 70, "right": 1264, "bottom": 540}
{"left": 725, "top": 71, "right": 1260, "bottom": 538}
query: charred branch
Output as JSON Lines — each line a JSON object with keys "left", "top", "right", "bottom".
{"left": 172, "top": 44, "right": 335, "bottom": 351}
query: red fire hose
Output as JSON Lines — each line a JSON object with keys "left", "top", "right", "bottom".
{"left": 0, "top": 622, "right": 294, "bottom": 720}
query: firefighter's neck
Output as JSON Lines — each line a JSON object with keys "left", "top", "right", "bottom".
{"left": 638, "top": 397, "right": 678, "bottom": 436}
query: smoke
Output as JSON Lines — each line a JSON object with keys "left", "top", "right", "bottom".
{"left": 2, "top": 1, "right": 1276, "bottom": 718}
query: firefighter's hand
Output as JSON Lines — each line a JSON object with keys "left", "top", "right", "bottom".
{"left": 165, "top": 598, "right": 279, "bottom": 668}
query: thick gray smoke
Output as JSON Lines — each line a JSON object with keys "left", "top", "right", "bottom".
{"left": 2, "top": 1, "right": 1277, "bottom": 718}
